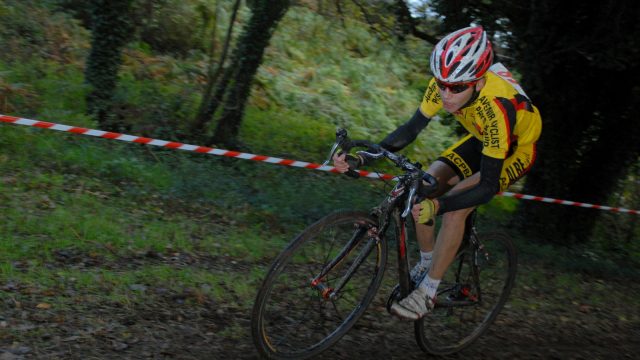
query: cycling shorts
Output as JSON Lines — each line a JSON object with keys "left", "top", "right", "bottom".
{"left": 438, "top": 134, "right": 537, "bottom": 191}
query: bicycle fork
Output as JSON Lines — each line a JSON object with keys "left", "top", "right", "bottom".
{"left": 394, "top": 212, "right": 413, "bottom": 298}
{"left": 385, "top": 211, "right": 413, "bottom": 312}
{"left": 310, "top": 222, "right": 380, "bottom": 300}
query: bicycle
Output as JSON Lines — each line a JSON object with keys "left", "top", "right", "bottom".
{"left": 251, "top": 129, "right": 517, "bottom": 359}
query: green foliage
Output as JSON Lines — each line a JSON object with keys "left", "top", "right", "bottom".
{"left": 589, "top": 163, "right": 640, "bottom": 270}
{"left": 114, "top": 60, "right": 202, "bottom": 139}
{"left": 0, "top": 0, "right": 90, "bottom": 64}
{"left": 135, "top": 0, "right": 215, "bottom": 56}
{"left": 254, "top": 8, "right": 455, "bottom": 164}
{"left": 259, "top": 8, "right": 420, "bottom": 134}
{"left": 1, "top": 2, "right": 454, "bottom": 164}
{"left": 240, "top": 107, "right": 335, "bottom": 160}
{"left": 477, "top": 195, "right": 519, "bottom": 223}
{"left": 0, "top": 0, "right": 638, "bottom": 302}
{"left": 0, "top": 59, "right": 89, "bottom": 119}
{"left": 1, "top": 9, "right": 640, "bottom": 358}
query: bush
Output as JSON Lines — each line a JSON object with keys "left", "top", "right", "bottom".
{"left": 0, "top": 0, "right": 89, "bottom": 64}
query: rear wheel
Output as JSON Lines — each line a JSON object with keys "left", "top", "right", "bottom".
{"left": 252, "top": 211, "right": 387, "bottom": 359}
{"left": 414, "top": 231, "right": 517, "bottom": 355}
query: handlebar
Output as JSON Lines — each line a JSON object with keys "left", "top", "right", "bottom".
{"left": 325, "top": 128, "right": 438, "bottom": 219}
{"left": 322, "top": 129, "right": 376, "bottom": 178}
{"left": 324, "top": 128, "right": 426, "bottom": 177}
{"left": 324, "top": 129, "right": 424, "bottom": 177}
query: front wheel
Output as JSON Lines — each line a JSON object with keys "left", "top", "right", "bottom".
{"left": 414, "top": 231, "right": 517, "bottom": 355}
{"left": 252, "top": 210, "right": 388, "bottom": 359}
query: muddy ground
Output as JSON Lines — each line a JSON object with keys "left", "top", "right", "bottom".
{"left": 1, "top": 254, "right": 639, "bottom": 359}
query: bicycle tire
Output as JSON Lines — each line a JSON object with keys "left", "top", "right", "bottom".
{"left": 414, "top": 231, "right": 517, "bottom": 355}
{"left": 252, "top": 210, "right": 388, "bottom": 359}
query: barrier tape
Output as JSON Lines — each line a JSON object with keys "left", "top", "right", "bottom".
{"left": 0, "top": 114, "right": 394, "bottom": 181}
{"left": 499, "top": 192, "right": 638, "bottom": 215}
{"left": 1, "top": 114, "right": 637, "bottom": 215}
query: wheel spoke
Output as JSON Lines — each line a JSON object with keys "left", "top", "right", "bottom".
{"left": 252, "top": 211, "right": 387, "bottom": 358}
{"left": 415, "top": 231, "right": 516, "bottom": 355}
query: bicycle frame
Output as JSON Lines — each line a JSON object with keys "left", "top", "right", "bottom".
{"left": 309, "top": 224, "right": 377, "bottom": 300}
{"left": 310, "top": 164, "right": 422, "bottom": 301}
{"left": 309, "top": 128, "right": 440, "bottom": 303}
{"left": 253, "top": 129, "right": 518, "bottom": 359}
{"left": 392, "top": 208, "right": 413, "bottom": 298}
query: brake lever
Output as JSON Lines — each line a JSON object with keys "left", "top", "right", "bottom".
{"left": 322, "top": 129, "right": 361, "bottom": 178}
{"left": 322, "top": 129, "right": 350, "bottom": 166}
{"left": 409, "top": 173, "right": 437, "bottom": 225}
{"left": 401, "top": 182, "right": 418, "bottom": 218}
{"left": 322, "top": 141, "right": 340, "bottom": 166}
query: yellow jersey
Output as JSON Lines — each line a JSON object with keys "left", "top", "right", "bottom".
{"left": 419, "top": 63, "right": 542, "bottom": 159}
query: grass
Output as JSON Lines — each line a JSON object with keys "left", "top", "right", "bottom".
{"left": 0, "top": 259, "right": 264, "bottom": 309}
{"left": 0, "top": 120, "right": 380, "bottom": 313}
{"left": 2, "top": 120, "right": 638, "bottom": 324}
{"left": 1, "top": 3, "right": 637, "bottom": 329}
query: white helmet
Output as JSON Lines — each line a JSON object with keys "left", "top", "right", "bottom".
{"left": 430, "top": 26, "right": 494, "bottom": 83}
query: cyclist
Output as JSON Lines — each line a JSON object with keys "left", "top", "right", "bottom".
{"left": 333, "top": 26, "right": 541, "bottom": 320}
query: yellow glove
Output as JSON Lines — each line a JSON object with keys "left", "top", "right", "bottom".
{"left": 418, "top": 198, "right": 437, "bottom": 224}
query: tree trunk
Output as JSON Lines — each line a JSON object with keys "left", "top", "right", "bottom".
{"left": 84, "top": 0, "right": 134, "bottom": 131}
{"left": 210, "top": 0, "right": 290, "bottom": 147}
{"left": 192, "top": 0, "right": 242, "bottom": 137}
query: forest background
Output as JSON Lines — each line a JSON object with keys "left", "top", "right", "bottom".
{"left": 0, "top": 0, "right": 638, "bottom": 358}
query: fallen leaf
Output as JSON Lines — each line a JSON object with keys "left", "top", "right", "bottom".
{"left": 36, "top": 302, "right": 52, "bottom": 309}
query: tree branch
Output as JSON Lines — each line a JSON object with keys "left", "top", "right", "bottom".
{"left": 394, "top": 0, "right": 438, "bottom": 44}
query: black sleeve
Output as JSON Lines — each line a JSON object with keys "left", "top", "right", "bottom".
{"left": 437, "top": 155, "right": 503, "bottom": 214}
{"left": 379, "top": 109, "right": 431, "bottom": 152}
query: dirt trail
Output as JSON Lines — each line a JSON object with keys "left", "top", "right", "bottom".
{"left": 1, "top": 257, "right": 639, "bottom": 359}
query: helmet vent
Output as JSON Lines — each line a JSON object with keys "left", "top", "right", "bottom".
{"left": 457, "top": 62, "right": 473, "bottom": 77}
{"left": 429, "top": 26, "right": 493, "bottom": 83}
{"left": 446, "top": 52, "right": 454, "bottom": 65}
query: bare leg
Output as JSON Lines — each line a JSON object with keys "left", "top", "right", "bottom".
{"left": 391, "top": 169, "right": 484, "bottom": 320}
{"left": 415, "top": 161, "right": 460, "bottom": 252}
{"left": 428, "top": 173, "right": 480, "bottom": 279}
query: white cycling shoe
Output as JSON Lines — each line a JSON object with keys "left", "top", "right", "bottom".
{"left": 390, "top": 286, "right": 435, "bottom": 321}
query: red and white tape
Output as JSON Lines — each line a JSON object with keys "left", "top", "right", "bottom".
{"left": 1, "top": 114, "right": 637, "bottom": 215}
{"left": 0, "top": 114, "right": 393, "bottom": 181}
{"left": 499, "top": 192, "right": 638, "bottom": 215}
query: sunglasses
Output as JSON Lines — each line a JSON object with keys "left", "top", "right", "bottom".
{"left": 435, "top": 79, "right": 477, "bottom": 94}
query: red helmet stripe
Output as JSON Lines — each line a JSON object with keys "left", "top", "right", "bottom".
{"left": 431, "top": 26, "right": 493, "bottom": 83}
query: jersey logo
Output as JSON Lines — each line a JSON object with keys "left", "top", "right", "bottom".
{"left": 424, "top": 80, "right": 441, "bottom": 104}
{"left": 444, "top": 151, "right": 473, "bottom": 178}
